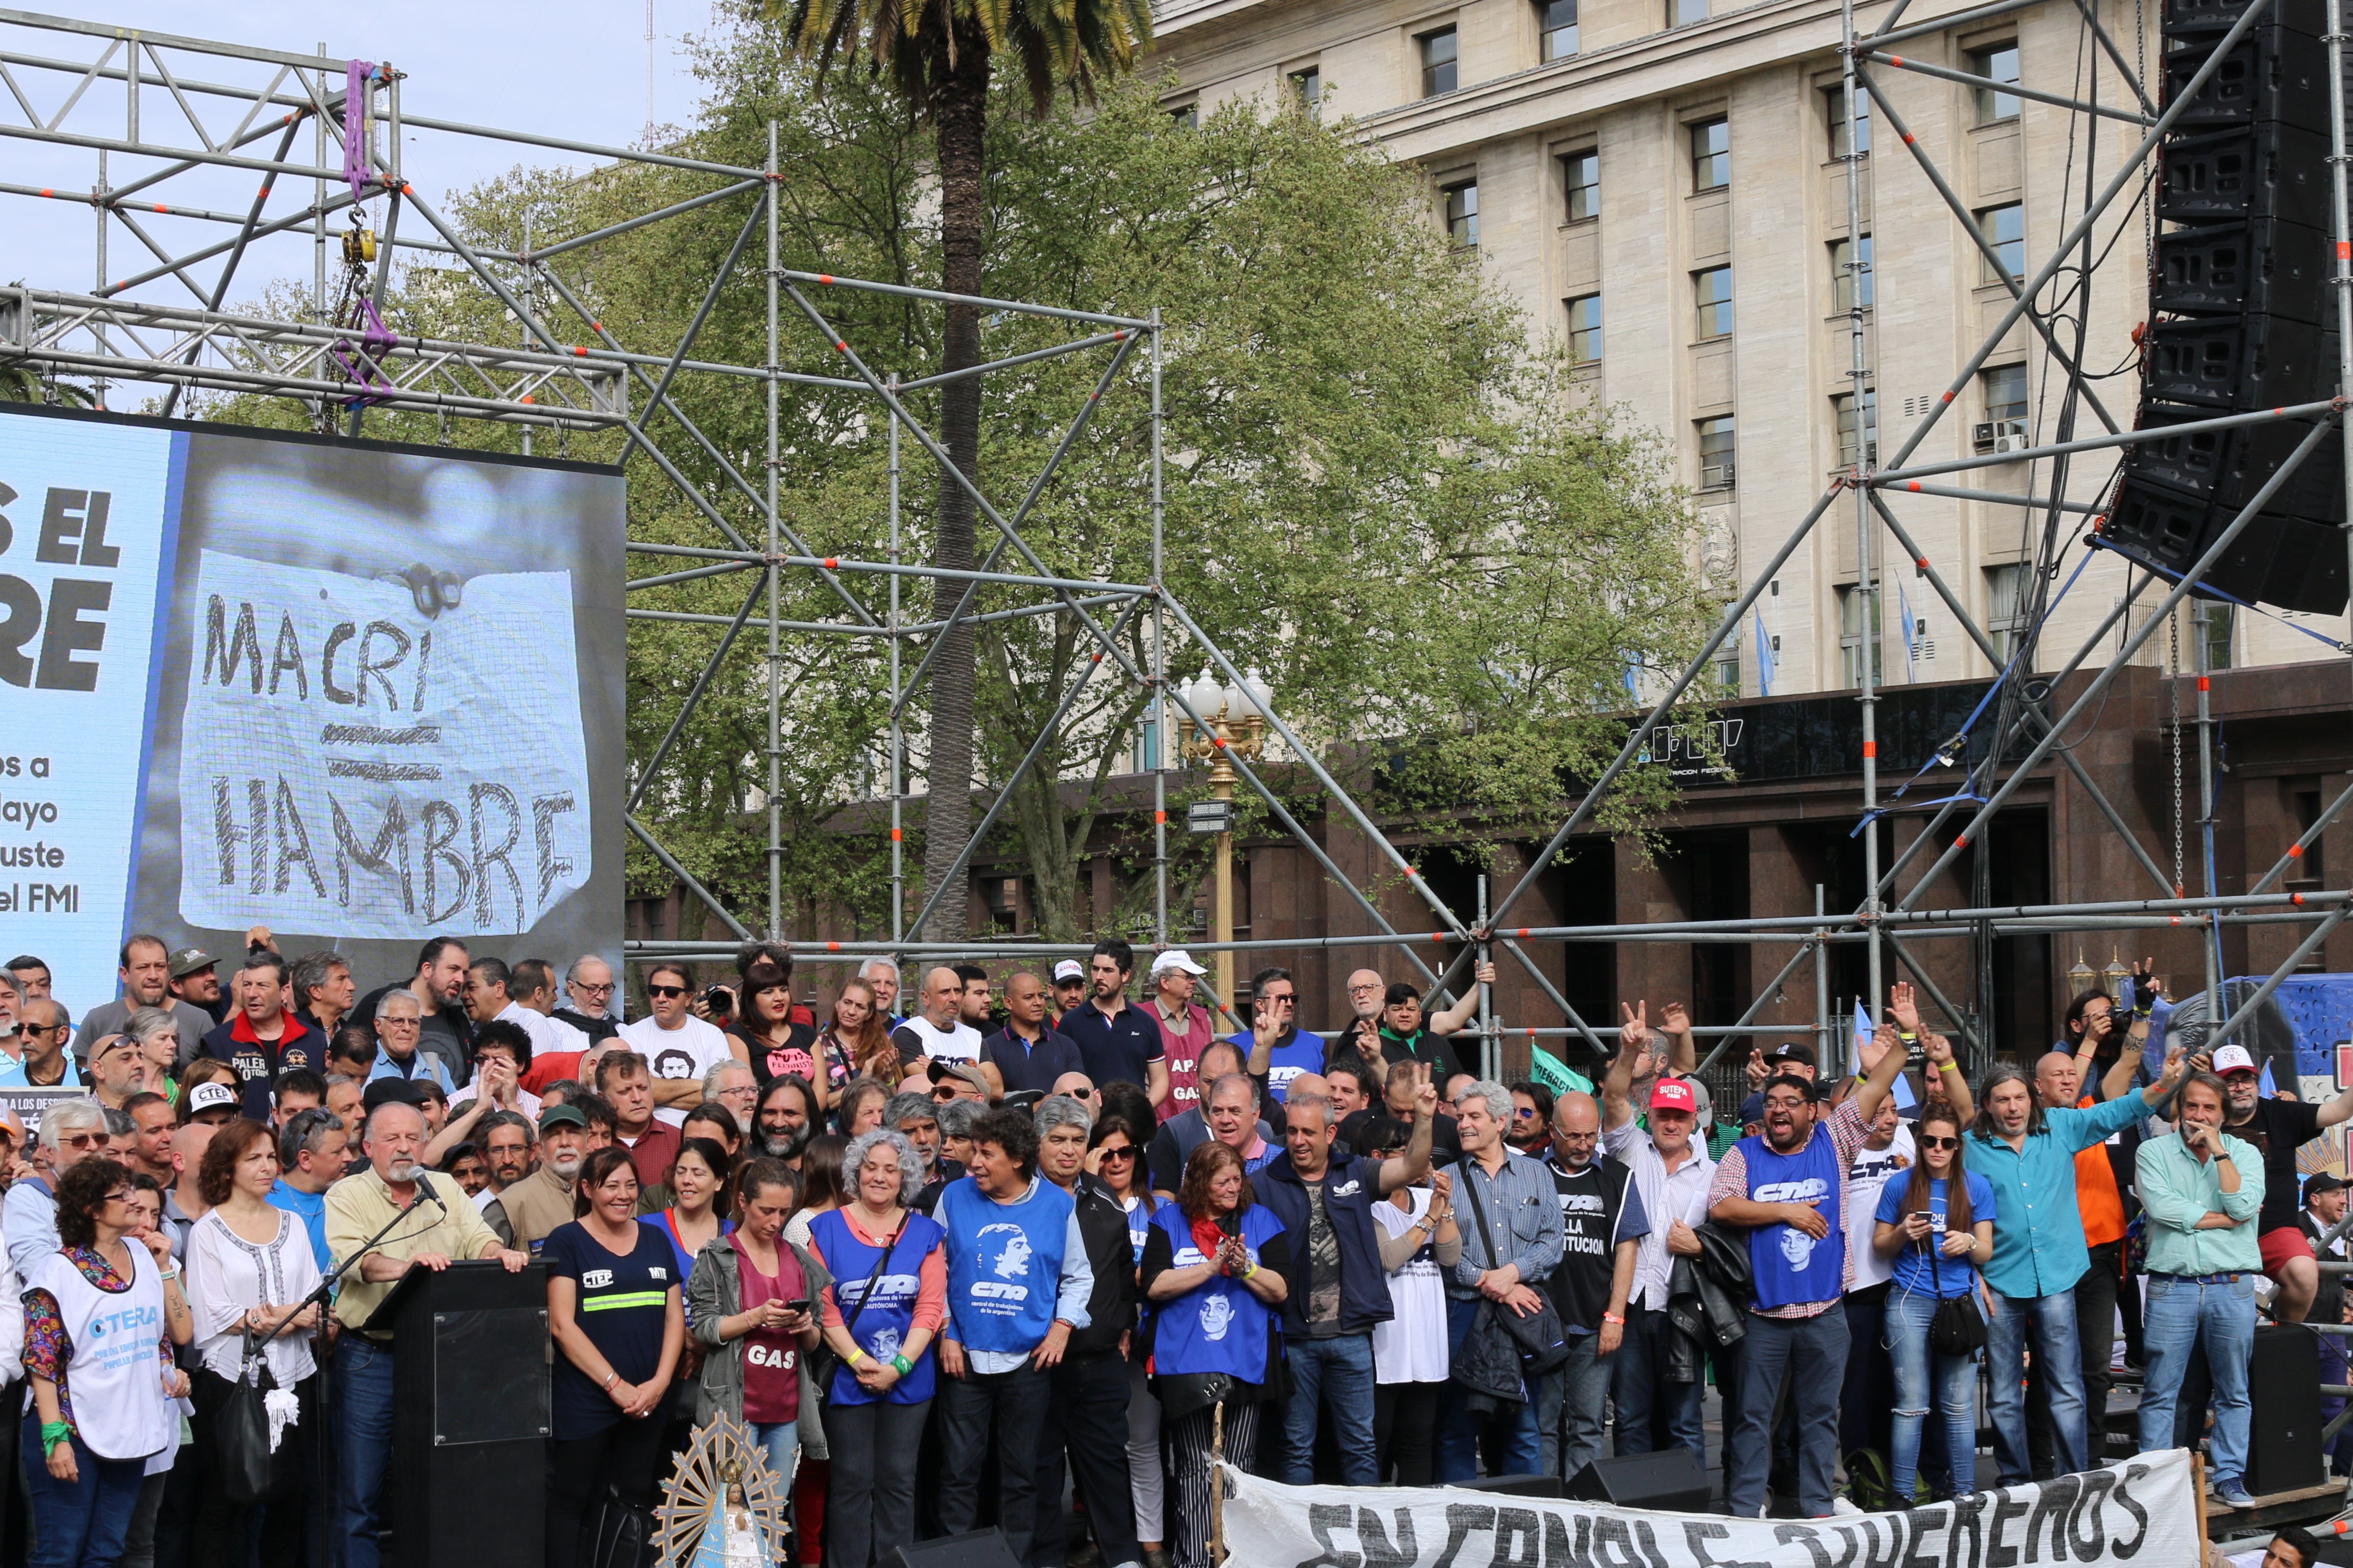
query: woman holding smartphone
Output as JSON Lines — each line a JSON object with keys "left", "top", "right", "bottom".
{"left": 686, "top": 1158, "right": 829, "bottom": 1485}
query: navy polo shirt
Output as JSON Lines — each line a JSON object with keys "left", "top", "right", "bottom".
{"left": 1059, "top": 999, "right": 1165, "bottom": 1092}
{"left": 980, "top": 1026, "right": 1087, "bottom": 1096}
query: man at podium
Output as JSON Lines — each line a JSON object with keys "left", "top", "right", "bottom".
{"left": 325, "top": 1095, "right": 530, "bottom": 1568}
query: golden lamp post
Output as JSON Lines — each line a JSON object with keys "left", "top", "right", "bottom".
{"left": 1178, "top": 668, "right": 1273, "bottom": 1015}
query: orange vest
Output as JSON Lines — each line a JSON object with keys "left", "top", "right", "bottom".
{"left": 2073, "top": 1093, "right": 2128, "bottom": 1247}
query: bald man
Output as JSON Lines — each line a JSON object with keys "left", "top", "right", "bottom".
{"left": 890, "top": 966, "right": 1001, "bottom": 1096}
{"left": 1539, "top": 1090, "right": 1647, "bottom": 1481}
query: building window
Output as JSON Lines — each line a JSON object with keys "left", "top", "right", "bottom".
{"left": 1971, "top": 44, "right": 2020, "bottom": 122}
{"left": 1169, "top": 102, "right": 1200, "bottom": 129}
{"left": 1562, "top": 150, "right": 1600, "bottom": 222}
{"left": 1540, "top": 0, "right": 1579, "bottom": 59}
{"left": 1421, "top": 28, "right": 1459, "bottom": 97}
{"left": 1697, "top": 415, "right": 1736, "bottom": 489}
{"left": 1291, "top": 66, "right": 1322, "bottom": 118}
{"left": 1673, "top": 0, "right": 1708, "bottom": 25}
{"left": 1983, "top": 362, "right": 2028, "bottom": 424}
{"left": 1694, "top": 266, "right": 1733, "bottom": 338}
{"left": 1690, "top": 117, "right": 1730, "bottom": 191}
{"left": 1839, "top": 584, "right": 1882, "bottom": 686}
{"left": 1713, "top": 628, "right": 1742, "bottom": 691}
{"left": 1978, "top": 202, "right": 2025, "bottom": 283}
{"left": 1986, "top": 563, "right": 2030, "bottom": 665}
{"left": 1138, "top": 717, "right": 1161, "bottom": 771}
{"left": 1444, "top": 181, "right": 1479, "bottom": 247}
{"left": 2203, "top": 604, "right": 2236, "bottom": 671}
{"left": 1835, "top": 389, "right": 1878, "bottom": 469}
{"left": 1831, "top": 234, "right": 1874, "bottom": 313}
{"left": 1826, "top": 85, "right": 1872, "bottom": 159}
{"left": 1567, "top": 294, "right": 1602, "bottom": 364}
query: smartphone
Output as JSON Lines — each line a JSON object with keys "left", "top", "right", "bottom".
{"left": 783, "top": 1296, "right": 812, "bottom": 1315}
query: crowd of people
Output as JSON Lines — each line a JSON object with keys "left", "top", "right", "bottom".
{"left": 0, "top": 934, "right": 2341, "bottom": 1568}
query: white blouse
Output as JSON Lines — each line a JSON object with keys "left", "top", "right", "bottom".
{"left": 183, "top": 1209, "right": 322, "bottom": 1390}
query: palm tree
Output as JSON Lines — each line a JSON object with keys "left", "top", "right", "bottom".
{"left": 769, "top": 0, "right": 1151, "bottom": 943}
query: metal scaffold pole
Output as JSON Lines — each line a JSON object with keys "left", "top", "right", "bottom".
{"left": 1840, "top": 0, "right": 1882, "bottom": 1012}
{"left": 765, "top": 118, "right": 783, "bottom": 941}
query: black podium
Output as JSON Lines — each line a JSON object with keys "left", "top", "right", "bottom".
{"left": 381, "top": 1258, "right": 550, "bottom": 1568}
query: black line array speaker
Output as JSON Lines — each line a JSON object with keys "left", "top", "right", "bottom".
{"left": 2245, "top": 1324, "right": 2324, "bottom": 1496}
{"left": 1458, "top": 1473, "right": 1569, "bottom": 1498}
{"left": 2113, "top": 0, "right": 2348, "bottom": 615}
{"left": 1563, "top": 1449, "right": 1712, "bottom": 1512}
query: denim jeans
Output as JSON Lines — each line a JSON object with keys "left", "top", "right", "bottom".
{"left": 1727, "top": 1309, "right": 1849, "bottom": 1519}
{"left": 1438, "top": 1295, "right": 1541, "bottom": 1482}
{"left": 1612, "top": 1302, "right": 1705, "bottom": 1464}
{"left": 2138, "top": 1273, "right": 2255, "bottom": 1489}
{"left": 1986, "top": 1288, "right": 2082, "bottom": 1485}
{"left": 335, "top": 1334, "right": 398, "bottom": 1568}
{"left": 753, "top": 1420, "right": 801, "bottom": 1489}
{"left": 1535, "top": 1333, "right": 1611, "bottom": 1481}
{"left": 1279, "top": 1334, "right": 1377, "bottom": 1485}
{"left": 1884, "top": 1288, "right": 1979, "bottom": 1499}
{"left": 21, "top": 1415, "right": 147, "bottom": 1568}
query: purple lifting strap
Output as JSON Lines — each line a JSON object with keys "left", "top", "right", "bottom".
{"left": 344, "top": 60, "right": 376, "bottom": 200}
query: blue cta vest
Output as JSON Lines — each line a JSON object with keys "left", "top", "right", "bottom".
{"left": 1734, "top": 1128, "right": 1844, "bottom": 1311}
{"left": 1148, "top": 1201, "right": 1284, "bottom": 1383}
{"left": 809, "top": 1207, "right": 945, "bottom": 1405}
{"left": 936, "top": 1176, "right": 1074, "bottom": 1356}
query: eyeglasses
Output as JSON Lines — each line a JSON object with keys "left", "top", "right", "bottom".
{"left": 647, "top": 985, "right": 687, "bottom": 999}
{"left": 58, "top": 1133, "right": 103, "bottom": 1150}
{"left": 102, "top": 1189, "right": 135, "bottom": 1206}
{"left": 1920, "top": 1135, "right": 1960, "bottom": 1150}
{"left": 379, "top": 1015, "right": 420, "bottom": 1028}
{"left": 1347, "top": 982, "right": 1381, "bottom": 995}
{"left": 574, "top": 982, "right": 615, "bottom": 995}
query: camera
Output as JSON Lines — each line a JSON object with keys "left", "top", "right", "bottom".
{"left": 703, "top": 986, "right": 736, "bottom": 1019}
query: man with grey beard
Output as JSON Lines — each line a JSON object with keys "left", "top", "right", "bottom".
{"left": 752, "top": 1075, "right": 818, "bottom": 1164}
{"left": 497, "top": 1102, "right": 595, "bottom": 1254}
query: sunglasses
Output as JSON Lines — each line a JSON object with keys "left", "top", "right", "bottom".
{"left": 647, "top": 985, "right": 687, "bottom": 999}
{"left": 1097, "top": 1145, "right": 1137, "bottom": 1160}
{"left": 931, "top": 1086, "right": 958, "bottom": 1099}
{"left": 1920, "top": 1135, "right": 1960, "bottom": 1150}
{"left": 1260, "top": 993, "right": 1297, "bottom": 1006}
{"left": 58, "top": 1133, "right": 104, "bottom": 1151}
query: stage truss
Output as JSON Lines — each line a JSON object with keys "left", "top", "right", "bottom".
{"left": 2, "top": 3, "right": 2349, "bottom": 1086}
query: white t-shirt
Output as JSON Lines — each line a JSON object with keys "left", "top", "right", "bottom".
{"left": 1845, "top": 1123, "right": 1918, "bottom": 1289}
{"left": 619, "top": 1014, "right": 736, "bottom": 1127}
{"left": 891, "top": 1015, "right": 982, "bottom": 1065}
{"left": 1370, "top": 1189, "right": 1450, "bottom": 1384}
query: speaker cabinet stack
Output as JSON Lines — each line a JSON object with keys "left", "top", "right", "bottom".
{"left": 2112, "top": 0, "right": 2349, "bottom": 614}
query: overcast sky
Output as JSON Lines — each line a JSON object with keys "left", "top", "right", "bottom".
{"left": 0, "top": 1, "right": 722, "bottom": 318}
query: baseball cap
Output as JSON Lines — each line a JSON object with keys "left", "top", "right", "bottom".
{"left": 187, "top": 1081, "right": 238, "bottom": 1115}
{"left": 2306, "top": 1173, "right": 2348, "bottom": 1198}
{"left": 1052, "top": 960, "right": 1086, "bottom": 984}
{"left": 1151, "top": 949, "right": 1208, "bottom": 978}
{"left": 168, "top": 946, "right": 215, "bottom": 980}
{"left": 1768, "top": 1042, "right": 1818, "bottom": 1069}
{"left": 1648, "top": 1078, "right": 1699, "bottom": 1115}
{"left": 928, "top": 1059, "right": 992, "bottom": 1097}
{"left": 362, "top": 1079, "right": 426, "bottom": 1115}
{"left": 539, "top": 1102, "right": 590, "bottom": 1133}
{"left": 2212, "top": 1043, "right": 2258, "bottom": 1076}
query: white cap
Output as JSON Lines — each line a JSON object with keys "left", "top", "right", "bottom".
{"left": 1052, "top": 960, "right": 1086, "bottom": 983}
{"left": 1151, "top": 949, "right": 1208, "bottom": 977}
{"left": 189, "top": 1081, "right": 238, "bottom": 1113}
{"left": 2212, "top": 1043, "right": 2258, "bottom": 1076}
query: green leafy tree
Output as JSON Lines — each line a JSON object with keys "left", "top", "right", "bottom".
{"left": 768, "top": 0, "right": 1154, "bottom": 943}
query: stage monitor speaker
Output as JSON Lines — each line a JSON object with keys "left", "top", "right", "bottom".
{"left": 1564, "top": 1450, "right": 1711, "bottom": 1513}
{"left": 1458, "top": 1473, "right": 1567, "bottom": 1498}
{"left": 2246, "top": 1324, "right": 2324, "bottom": 1496}
{"left": 2152, "top": 218, "right": 2327, "bottom": 323}
{"left": 888, "top": 1529, "right": 1026, "bottom": 1568}
{"left": 385, "top": 1259, "right": 550, "bottom": 1568}
{"left": 2158, "top": 125, "right": 2330, "bottom": 228}
{"left": 2159, "top": 27, "right": 2329, "bottom": 134}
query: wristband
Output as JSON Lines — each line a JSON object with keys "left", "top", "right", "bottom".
{"left": 38, "top": 1421, "right": 69, "bottom": 1457}
{"left": 891, "top": 1354, "right": 913, "bottom": 1376}
{"left": 602, "top": 1371, "right": 619, "bottom": 1390}
{"left": 1602, "top": 1312, "right": 1625, "bottom": 1326}
{"left": 1897, "top": 1030, "right": 1919, "bottom": 1046}
{"left": 1242, "top": 1261, "right": 1259, "bottom": 1279}
{"left": 846, "top": 1349, "right": 867, "bottom": 1367}
{"left": 1940, "top": 1061, "right": 1963, "bottom": 1075}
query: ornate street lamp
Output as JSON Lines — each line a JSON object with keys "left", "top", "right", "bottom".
{"left": 1179, "top": 668, "right": 1272, "bottom": 1012}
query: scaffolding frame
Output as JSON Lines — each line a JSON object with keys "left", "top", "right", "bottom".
{"left": 2, "top": 3, "right": 2347, "bottom": 1083}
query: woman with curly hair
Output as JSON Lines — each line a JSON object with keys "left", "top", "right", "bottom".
{"left": 1141, "top": 1140, "right": 1289, "bottom": 1568}
{"left": 21, "top": 1156, "right": 194, "bottom": 1564}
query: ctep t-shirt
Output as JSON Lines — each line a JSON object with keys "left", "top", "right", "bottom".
{"left": 2234, "top": 1096, "right": 2324, "bottom": 1236}
{"left": 1845, "top": 1125, "right": 1917, "bottom": 1290}
{"left": 540, "top": 1220, "right": 678, "bottom": 1438}
{"left": 619, "top": 1014, "right": 737, "bottom": 1128}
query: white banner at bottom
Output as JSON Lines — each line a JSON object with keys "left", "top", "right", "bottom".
{"left": 1218, "top": 1448, "right": 2202, "bottom": 1568}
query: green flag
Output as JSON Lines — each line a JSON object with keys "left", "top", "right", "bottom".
{"left": 1526, "top": 1043, "right": 1594, "bottom": 1097}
